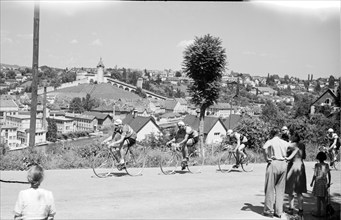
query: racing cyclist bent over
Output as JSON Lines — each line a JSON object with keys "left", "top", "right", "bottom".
{"left": 166, "top": 121, "right": 199, "bottom": 170}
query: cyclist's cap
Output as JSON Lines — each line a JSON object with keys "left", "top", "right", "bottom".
{"left": 328, "top": 128, "right": 334, "bottom": 133}
{"left": 281, "top": 126, "right": 288, "bottom": 131}
{"left": 227, "top": 129, "right": 233, "bottom": 135}
{"left": 177, "top": 121, "right": 185, "bottom": 127}
{"left": 114, "top": 119, "right": 122, "bottom": 125}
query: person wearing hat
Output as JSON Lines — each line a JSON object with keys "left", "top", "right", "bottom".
{"left": 226, "top": 129, "right": 249, "bottom": 169}
{"left": 166, "top": 121, "right": 199, "bottom": 170}
{"left": 102, "top": 119, "right": 137, "bottom": 170}
{"left": 326, "top": 128, "right": 340, "bottom": 166}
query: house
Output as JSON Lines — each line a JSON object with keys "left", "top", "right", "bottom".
{"left": 207, "top": 102, "right": 234, "bottom": 118}
{"left": 183, "top": 115, "right": 228, "bottom": 144}
{"left": 252, "top": 87, "right": 277, "bottom": 96}
{"left": 310, "top": 89, "right": 339, "bottom": 115}
{"left": 83, "top": 111, "right": 112, "bottom": 129}
{"left": 5, "top": 114, "right": 44, "bottom": 130}
{"left": 123, "top": 114, "right": 163, "bottom": 141}
{"left": 0, "top": 98, "right": 19, "bottom": 125}
{"left": 0, "top": 125, "right": 20, "bottom": 148}
{"left": 17, "top": 128, "right": 47, "bottom": 147}
{"left": 163, "top": 99, "right": 187, "bottom": 113}
{"left": 65, "top": 113, "right": 98, "bottom": 132}
{"left": 49, "top": 116, "right": 74, "bottom": 134}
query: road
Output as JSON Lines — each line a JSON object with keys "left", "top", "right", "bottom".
{"left": 1, "top": 162, "right": 340, "bottom": 220}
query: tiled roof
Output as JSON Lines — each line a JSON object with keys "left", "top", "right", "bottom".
{"left": 83, "top": 111, "right": 112, "bottom": 120}
{"left": 183, "top": 115, "right": 227, "bottom": 134}
{"left": 221, "top": 114, "right": 242, "bottom": 130}
{"left": 163, "top": 99, "right": 177, "bottom": 110}
{"left": 123, "top": 115, "right": 159, "bottom": 133}
{"left": 0, "top": 99, "right": 18, "bottom": 108}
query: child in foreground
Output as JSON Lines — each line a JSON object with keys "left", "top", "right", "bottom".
{"left": 310, "top": 151, "right": 331, "bottom": 217}
{"left": 14, "top": 164, "right": 56, "bottom": 220}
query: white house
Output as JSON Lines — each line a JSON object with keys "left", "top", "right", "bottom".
{"left": 123, "top": 115, "right": 163, "bottom": 141}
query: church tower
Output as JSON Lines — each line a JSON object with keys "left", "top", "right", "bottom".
{"left": 97, "top": 57, "right": 105, "bottom": 83}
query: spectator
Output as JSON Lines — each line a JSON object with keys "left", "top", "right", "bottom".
{"left": 310, "top": 151, "right": 331, "bottom": 217}
{"left": 280, "top": 126, "right": 290, "bottom": 142}
{"left": 262, "top": 128, "right": 290, "bottom": 218}
{"left": 285, "top": 132, "right": 307, "bottom": 217}
{"left": 14, "top": 165, "right": 56, "bottom": 220}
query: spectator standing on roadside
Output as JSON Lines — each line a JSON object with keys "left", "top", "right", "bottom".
{"left": 262, "top": 128, "right": 290, "bottom": 218}
{"left": 14, "top": 165, "right": 56, "bottom": 220}
{"left": 285, "top": 132, "right": 307, "bottom": 217}
{"left": 280, "top": 126, "right": 290, "bottom": 142}
{"left": 310, "top": 151, "right": 331, "bottom": 217}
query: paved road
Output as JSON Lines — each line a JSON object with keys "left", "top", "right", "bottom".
{"left": 1, "top": 162, "right": 340, "bottom": 219}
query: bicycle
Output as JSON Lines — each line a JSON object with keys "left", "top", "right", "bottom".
{"left": 320, "top": 146, "right": 340, "bottom": 170}
{"left": 92, "top": 142, "right": 147, "bottom": 178}
{"left": 159, "top": 143, "right": 205, "bottom": 175}
{"left": 218, "top": 145, "right": 256, "bottom": 172}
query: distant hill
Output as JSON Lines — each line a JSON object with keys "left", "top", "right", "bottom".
{"left": 0, "top": 63, "right": 27, "bottom": 69}
{"left": 49, "top": 83, "right": 141, "bottom": 101}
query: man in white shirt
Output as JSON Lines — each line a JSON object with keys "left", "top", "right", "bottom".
{"left": 262, "top": 128, "right": 290, "bottom": 218}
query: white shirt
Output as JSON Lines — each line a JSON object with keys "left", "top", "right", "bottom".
{"left": 14, "top": 188, "right": 56, "bottom": 220}
{"left": 262, "top": 136, "right": 290, "bottom": 160}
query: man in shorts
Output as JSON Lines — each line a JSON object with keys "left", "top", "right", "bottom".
{"left": 226, "top": 129, "right": 250, "bottom": 168}
{"left": 166, "top": 121, "right": 199, "bottom": 170}
{"left": 327, "top": 128, "right": 340, "bottom": 166}
{"left": 102, "top": 119, "right": 137, "bottom": 170}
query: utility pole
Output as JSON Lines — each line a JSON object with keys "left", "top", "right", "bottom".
{"left": 29, "top": 2, "right": 40, "bottom": 147}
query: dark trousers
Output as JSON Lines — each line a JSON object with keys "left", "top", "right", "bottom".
{"left": 264, "top": 160, "right": 287, "bottom": 215}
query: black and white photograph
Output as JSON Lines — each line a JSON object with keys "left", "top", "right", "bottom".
{"left": 1, "top": 0, "right": 340, "bottom": 219}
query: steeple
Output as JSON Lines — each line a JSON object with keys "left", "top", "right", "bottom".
{"left": 97, "top": 57, "right": 105, "bottom": 68}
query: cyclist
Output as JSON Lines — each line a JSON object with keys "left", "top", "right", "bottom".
{"left": 102, "top": 119, "right": 137, "bottom": 170}
{"left": 327, "top": 128, "right": 340, "bottom": 166}
{"left": 166, "top": 121, "right": 199, "bottom": 170}
{"left": 226, "top": 129, "right": 250, "bottom": 168}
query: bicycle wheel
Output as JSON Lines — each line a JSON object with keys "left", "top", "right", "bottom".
{"left": 218, "top": 151, "right": 235, "bottom": 173}
{"left": 92, "top": 150, "right": 116, "bottom": 178}
{"left": 241, "top": 150, "right": 256, "bottom": 172}
{"left": 160, "top": 150, "right": 181, "bottom": 175}
{"left": 124, "top": 145, "right": 146, "bottom": 176}
{"left": 187, "top": 147, "right": 205, "bottom": 174}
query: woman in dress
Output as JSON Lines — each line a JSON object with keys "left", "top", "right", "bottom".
{"left": 285, "top": 132, "right": 307, "bottom": 216}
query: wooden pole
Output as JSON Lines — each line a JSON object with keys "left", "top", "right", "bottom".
{"left": 29, "top": 2, "right": 40, "bottom": 147}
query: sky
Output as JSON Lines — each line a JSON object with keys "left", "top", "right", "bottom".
{"left": 0, "top": 0, "right": 340, "bottom": 79}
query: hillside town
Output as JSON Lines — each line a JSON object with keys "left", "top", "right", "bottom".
{"left": 0, "top": 59, "right": 340, "bottom": 150}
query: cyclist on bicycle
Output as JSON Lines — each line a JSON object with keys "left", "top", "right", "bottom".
{"left": 102, "top": 119, "right": 137, "bottom": 170}
{"left": 327, "top": 128, "right": 340, "bottom": 166}
{"left": 226, "top": 129, "right": 249, "bottom": 168}
{"left": 166, "top": 121, "right": 199, "bottom": 170}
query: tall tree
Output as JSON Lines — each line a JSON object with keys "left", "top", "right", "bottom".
{"left": 69, "top": 97, "right": 84, "bottom": 113}
{"left": 182, "top": 34, "right": 227, "bottom": 150}
{"left": 328, "top": 75, "right": 335, "bottom": 89}
{"left": 46, "top": 118, "right": 58, "bottom": 142}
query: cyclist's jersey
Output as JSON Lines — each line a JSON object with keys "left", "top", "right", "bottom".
{"left": 185, "top": 126, "right": 199, "bottom": 139}
{"left": 327, "top": 132, "right": 340, "bottom": 149}
{"left": 117, "top": 124, "right": 137, "bottom": 140}
{"left": 232, "top": 132, "right": 248, "bottom": 144}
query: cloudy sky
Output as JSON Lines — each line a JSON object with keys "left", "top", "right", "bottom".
{"left": 0, "top": 0, "right": 340, "bottom": 79}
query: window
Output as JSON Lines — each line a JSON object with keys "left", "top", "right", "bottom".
{"left": 214, "top": 132, "right": 220, "bottom": 136}
{"left": 324, "top": 98, "right": 331, "bottom": 105}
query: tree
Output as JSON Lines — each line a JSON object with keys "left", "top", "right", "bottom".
{"left": 314, "top": 81, "right": 321, "bottom": 93}
{"left": 7, "top": 70, "right": 16, "bottom": 79}
{"left": 46, "top": 118, "right": 58, "bottom": 142}
{"left": 328, "top": 75, "right": 335, "bottom": 89}
{"left": 261, "top": 100, "right": 279, "bottom": 122}
{"left": 175, "top": 71, "right": 182, "bottom": 77}
{"left": 69, "top": 97, "right": 84, "bottom": 113}
{"left": 182, "top": 34, "right": 227, "bottom": 150}
{"left": 82, "top": 94, "right": 96, "bottom": 111}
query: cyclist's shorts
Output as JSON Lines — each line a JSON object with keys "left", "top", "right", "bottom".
{"left": 189, "top": 136, "right": 199, "bottom": 146}
{"left": 124, "top": 137, "right": 136, "bottom": 147}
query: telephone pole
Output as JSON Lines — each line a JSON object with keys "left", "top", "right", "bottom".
{"left": 29, "top": 2, "right": 40, "bottom": 147}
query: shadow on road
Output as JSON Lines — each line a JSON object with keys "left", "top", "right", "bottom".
{"left": 91, "top": 172, "right": 130, "bottom": 178}
{"left": 241, "top": 202, "right": 264, "bottom": 217}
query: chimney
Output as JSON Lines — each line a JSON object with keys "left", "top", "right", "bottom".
{"left": 196, "top": 109, "right": 200, "bottom": 118}
{"left": 133, "top": 109, "right": 138, "bottom": 118}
